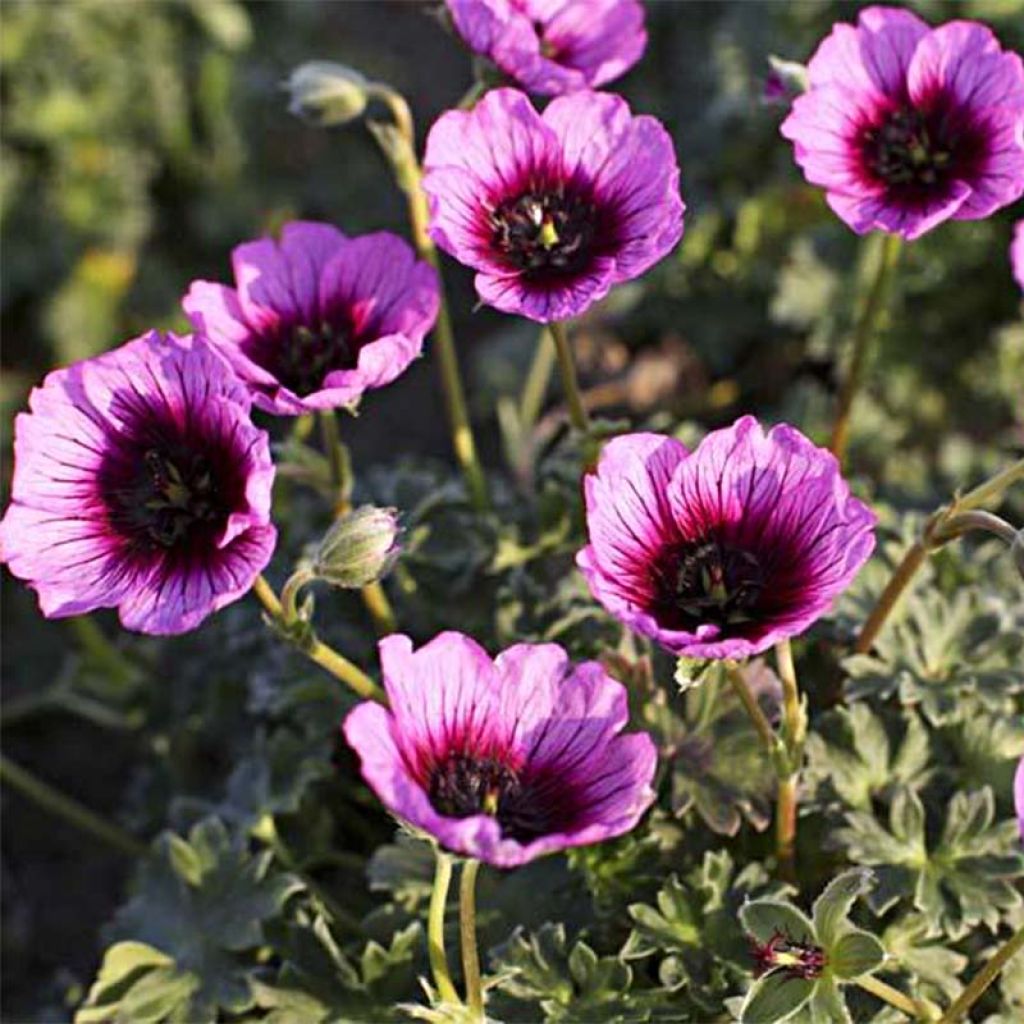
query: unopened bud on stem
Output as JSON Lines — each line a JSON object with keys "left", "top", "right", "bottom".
{"left": 314, "top": 506, "right": 401, "bottom": 589}
{"left": 285, "top": 61, "right": 374, "bottom": 127}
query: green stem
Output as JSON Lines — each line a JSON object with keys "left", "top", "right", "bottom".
{"left": 829, "top": 232, "right": 902, "bottom": 466}
{"left": 360, "top": 579, "right": 397, "bottom": 635}
{"left": 457, "top": 79, "right": 488, "bottom": 110}
{"left": 459, "top": 859, "right": 485, "bottom": 1021}
{"left": 855, "top": 974, "right": 931, "bottom": 1020}
{"left": 428, "top": 850, "right": 461, "bottom": 1005}
{"left": 774, "top": 639, "right": 803, "bottom": 883}
{"left": 373, "top": 87, "right": 489, "bottom": 512}
{"left": 318, "top": 409, "right": 351, "bottom": 517}
{"left": 855, "top": 458, "right": 1024, "bottom": 654}
{"left": 252, "top": 575, "right": 386, "bottom": 703}
{"left": 0, "top": 754, "right": 146, "bottom": 858}
{"left": 549, "top": 320, "right": 590, "bottom": 436}
{"left": 937, "top": 925, "right": 1024, "bottom": 1024}
{"left": 519, "top": 326, "right": 558, "bottom": 437}
{"left": 724, "top": 662, "right": 776, "bottom": 754}
{"left": 68, "top": 616, "right": 136, "bottom": 689}
{"left": 280, "top": 566, "right": 317, "bottom": 624}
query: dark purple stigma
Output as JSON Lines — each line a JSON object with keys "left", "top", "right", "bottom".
{"left": 274, "top": 319, "right": 357, "bottom": 397}
{"left": 427, "top": 751, "right": 554, "bottom": 842}
{"left": 106, "top": 447, "right": 227, "bottom": 550}
{"left": 751, "top": 931, "right": 827, "bottom": 981}
{"left": 491, "top": 189, "right": 597, "bottom": 277}
{"left": 669, "top": 539, "right": 765, "bottom": 626}
{"left": 863, "top": 105, "right": 958, "bottom": 190}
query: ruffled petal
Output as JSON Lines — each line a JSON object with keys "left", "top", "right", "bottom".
{"left": 805, "top": 5, "right": 929, "bottom": 99}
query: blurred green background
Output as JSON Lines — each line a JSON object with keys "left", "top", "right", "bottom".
{"left": 1, "top": 1, "right": 1022, "bottom": 1019}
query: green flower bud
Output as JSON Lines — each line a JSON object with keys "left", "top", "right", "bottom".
{"left": 314, "top": 506, "right": 401, "bottom": 589}
{"left": 285, "top": 61, "right": 373, "bottom": 127}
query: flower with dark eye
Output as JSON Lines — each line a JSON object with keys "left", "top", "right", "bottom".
{"left": 422, "top": 88, "right": 683, "bottom": 323}
{"left": 183, "top": 221, "right": 439, "bottom": 415}
{"left": 445, "top": 0, "right": 646, "bottom": 97}
{"left": 0, "top": 332, "right": 276, "bottom": 635}
{"left": 780, "top": 5, "right": 1024, "bottom": 240}
{"left": 343, "top": 632, "right": 656, "bottom": 867}
{"left": 577, "top": 417, "right": 876, "bottom": 660}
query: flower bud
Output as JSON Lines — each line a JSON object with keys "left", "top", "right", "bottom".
{"left": 762, "top": 56, "right": 809, "bottom": 107}
{"left": 314, "top": 506, "right": 401, "bottom": 589}
{"left": 285, "top": 61, "right": 373, "bottom": 127}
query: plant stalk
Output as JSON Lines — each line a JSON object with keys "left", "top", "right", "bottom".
{"left": 360, "top": 580, "right": 397, "bottom": 635}
{"left": 829, "top": 232, "right": 902, "bottom": 466}
{"left": 855, "top": 458, "right": 1024, "bottom": 654}
{"left": 428, "top": 850, "right": 461, "bottom": 1005}
{"left": 68, "top": 616, "right": 137, "bottom": 689}
{"left": 459, "top": 858, "right": 485, "bottom": 1021}
{"left": 0, "top": 754, "right": 146, "bottom": 858}
{"left": 519, "top": 326, "right": 558, "bottom": 438}
{"left": 318, "top": 409, "right": 350, "bottom": 517}
{"left": 252, "top": 575, "right": 385, "bottom": 703}
{"left": 855, "top": 974, "right": 930, "bottom": 1020}
{"left": 774, "top": 639, "right": 803, "bottom": 882}
{"left": 549, "top": 320, "right": 590, "bottom": 436}
{"left": 936, "top": 925, "right": 1024, "bottom": 1024}
{"left": 373, "top": 88, "right": 489, "bottom": 511}
{"left": 724, "top": 662, "right": 776, "bottom": 754}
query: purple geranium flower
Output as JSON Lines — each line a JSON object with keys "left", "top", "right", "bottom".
{"left": 445, "top": 0, "right": 646, "bottom": 97}
{"left": 422, "top": 88, "right": 683, "bottom": 323}
{"left": 1013, "top": 220, "right": 1024, "bottom": 293}
{"left": 0, "top": 332, "right": 276, "bottom": 635}
{"left": 781, "top": 6, "right": 1024, "bottom": 240}
{"left": 343, "top": 632, "right": 656, "bottom": 867}
{"left": 577, "top": 417, "right": 876, "bottom": 660}
{"left": 183, "top": 221, "right": 439, "bottom": 416}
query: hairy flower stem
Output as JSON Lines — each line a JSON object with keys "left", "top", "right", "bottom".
{"left": 69, "top": 616, "right": 137, "bottom": 689}
{"left": 856, "top": 457, "right": 1024, "bottom": 654}
{"left": 725, "top": 662, "right": 777, "bottom": 753}
{"left": 829, "top": 232, "right": 902, "bottom": 466}
{"left": 317, "top": 413, "right": 399, "bottom": 635}
{"left": 855, "top": 974, "right": 932, "bottom": 1020}
{"left": 318, "top": 410, "right": 351, "bottom": 518}
{"left": 428, "top": 850, "right": 462, "bottom": 1006}
{"left": 251, "top": 574, "right": 386, "bottom": 703}
{"left": 774, "top": 639, "right": 804, "bottom": 882}
{"left": 519, "top": 326, "right": 558, "bottom": 438}
{"left": 550, "top": 321, "right": 590, "bottom": 436}
{"left": 459, "top": 858, "right": 485, "bottom": 1021}
{"left": 0, "top": 753, "right": 146, "bottom": 858}
{"left": 457, "top": 79, "right": 488, "bottom": 110}
{"left": 371, "top": 87, "right": 489, "bottom": 512}
{"left": 937, "top": 925, "right": 1024, "bottom": 1024}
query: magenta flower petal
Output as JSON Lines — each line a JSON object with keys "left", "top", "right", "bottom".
{"left": 445, "top": 0, "right": 646, "bottom": 97}
{"left": 579, "top": 417, "right": 876, "bottom": 660}
{"left": 781, "top": 5, "right": 1024, "bottom": 240}
{"left": 0, "top": 332, "right": 276, "bottom": 635}
{"left": 1013, "top": 221, "right": 1024, "bottom": 292}
{"left": 423, "top": 88, "right": 683, "bottom": 323}
{"left": 343, "top": 632, "right": 656, "bottom": 867}
{"left": 183, "top": 220, "right": 439, "bottom": 415}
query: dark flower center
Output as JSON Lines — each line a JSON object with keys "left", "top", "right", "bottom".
{"left": 861, "top": 97, "right": 986, "bottom": 197}
{"left": 752, "top": 931, "right": 827, "bottom": 981}
{"left": 272, "top": 320, "right": 357, "bottom": 397}
{"left": 659, "top": 539, "right": 765, "bottom": 627}
{"left": 491, "top": 190, "right": 596, "bottom": 277}
{"left": 864, "top": 107, "right": 953, "bottom": 188}
{"left": 428, "top": 752, "right": 553, "bottom": 842}
{"left": 104, "top": 447, "right": 228, "bottom": 550}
